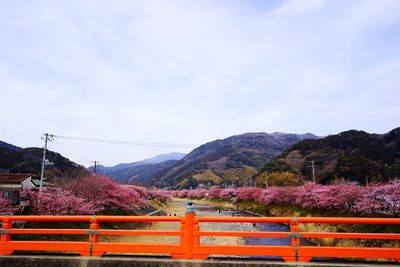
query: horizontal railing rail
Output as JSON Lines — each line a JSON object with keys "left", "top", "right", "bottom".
{"left": 196, "top": 215, "right": 400, "bottom": 262}
{"left": 1, "top": 204, "right": 399, "bottom": 263}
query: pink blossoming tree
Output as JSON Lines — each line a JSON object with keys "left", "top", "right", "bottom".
{"left": 68, "top": 175, "right": 147, "bottom": 212}
{"left": 236, "top": 187, "right": 263, "bottom": 201}
{"left": 20, "top": 188, "right": 95, "bottom": 215}
{"left": 0, "top": 194, "right": 17, "bottom": 215}
{"left": 354, "top": 180, "right": 400, "bottom": 217}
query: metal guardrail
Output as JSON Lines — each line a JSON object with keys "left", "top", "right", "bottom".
{"left": 1, "top": 203, "right": 399, "bottom": 263}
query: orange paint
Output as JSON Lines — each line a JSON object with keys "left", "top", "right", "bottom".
{"left": 0, "top": 215, "right": 399, "bottom": 262}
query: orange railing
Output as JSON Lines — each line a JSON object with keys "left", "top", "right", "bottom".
{"left": 1, "top": 207, "right": 400, "bottom": 263}
{"left": 196, "top": 216, "right": 400, "bottom": 262}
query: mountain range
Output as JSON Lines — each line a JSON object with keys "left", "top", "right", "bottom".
{"left": 149, "top": 132, "right": 318, "bottom": 188}
{"left": 91, "top": 133, "right": 317, "bottom": 187}
{"left": 260, "top": 128, "right": 400, "bottom": 184}
{"left": 2, "top": 127, "right": 399, "bottom": 188}
{"left": 88, "top": 152, "right": 186, "bottom": 184}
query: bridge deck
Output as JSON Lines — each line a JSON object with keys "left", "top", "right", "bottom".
{"left": 0, "top": 255, "right": 399, "bottom": 267}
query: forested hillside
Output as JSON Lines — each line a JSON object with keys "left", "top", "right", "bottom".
{"left": 259, "top": 128, "right": 400, "bottom": 184}
{"left": 151, "top": 132, "right": 317, "bottom": 188}
{"left": 0, "top": 142, "right": 89, "bottom": 181}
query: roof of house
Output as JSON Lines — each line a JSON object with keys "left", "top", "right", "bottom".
{"left": 0, "top": 173, "right": 32, "bottom": 184}
{"left": 31, "top": 179, "right": 54, "bottom": 187}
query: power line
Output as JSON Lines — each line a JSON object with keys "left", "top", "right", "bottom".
{"left": 53, "top": 134, "right": 198, "bottom": 148}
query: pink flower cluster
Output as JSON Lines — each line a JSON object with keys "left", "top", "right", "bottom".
{"left": 258, "top": 182, "right": 364, "bottom": 210}
{"left": 170, "top": 180, "right": 400, "bottom": 217}
{"left": 4, "top": 176, "right": 161, "bottom": 216}
{"left": 68, "top": 176, "right": 147, "bottom": 211}
{"left": 0, "top": 193, "right": 17, "bottom": 215}
{"left": 354, "top": 180, "right": 400, "bottom": 217}
{"left": 17, "top": 176, "right": 149, "bottom": 215}
{"left": 236, "top": 187, "right": 264, "bottom": 201}
{"left": 20, "top": 188, "right": 96, "bottom": 215}
{"left": 169, "top": 189, "right": 209, "bottom": 199}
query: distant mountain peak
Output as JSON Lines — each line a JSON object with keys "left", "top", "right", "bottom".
{"left": 91, "top": 152, "right": 187, "bottom": 170}
{"left": 271, "top": 132, "right": 318, "bottom": 138}
{"left": 87, "top": 152, "right": 187, "bottom": 184}
{"left": 139, "top": 152, "right": 186, "bottom": 165}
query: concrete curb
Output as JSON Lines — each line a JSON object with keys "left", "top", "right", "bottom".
{"left": 0, "top": 255, "right": 398, "bottom": 267}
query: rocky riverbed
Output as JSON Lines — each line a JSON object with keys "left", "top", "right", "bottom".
{"left": 101, "top": 198, "right": 257, "bottom": 245}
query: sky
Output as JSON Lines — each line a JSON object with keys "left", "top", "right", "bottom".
{"left": 1, "top": 0, "right": 399, "bottom": 166}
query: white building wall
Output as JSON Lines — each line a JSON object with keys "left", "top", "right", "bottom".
{"left": 21, "top": 177, "right": 35, "bottom": 189}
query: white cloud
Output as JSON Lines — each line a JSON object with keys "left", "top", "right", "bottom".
{"left": 274, "top": 0, "right": 327, "bottom": 15}
{"left": 0, "top": 0, "right": 399, "bottom": 165}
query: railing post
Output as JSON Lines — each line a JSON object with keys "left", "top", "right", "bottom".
{"left": 0, "top": 217, "right": 13, "bottom": 255}
{"left": 290, "top": 217, "right": 300, "bottom": 262}
{"left": 285, "top": 216, "right": 311, "bottom": 263}
{"left": 184, "top": 200, "right": 195, "bottom": 259}
{"left": 171, "top": 201, "right": 195, "bottom": 260}
{"left": 81, "top": 215, "right": 104, "bottom": 257}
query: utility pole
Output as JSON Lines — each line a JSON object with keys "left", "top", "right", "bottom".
{"left": 265, "top": 172, "right": 269, "bottom": 188}
{"left": 92, "top": 161, "right": 98, "bottom": 175}
{"left": 309, "top": 160, "right": 316, "bottom": 183}
{"left": 365, "top": 175, "right": 369, "bottom": 186}
{"left": 40, "top": 133, "right": 54, "bottom": 191}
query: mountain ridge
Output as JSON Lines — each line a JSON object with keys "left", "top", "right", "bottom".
{"left": 88, "top": 152, "right": 186, "bottom": 184}
{"left": 0, "top": 141, "right": 89, "bottom": 181}
{"left": 150, "top": 132, "right": 319, "bottom": 188}
{"left": 91, "top": 152, "right": 186, "bottom": 170}
{"left": 259, "top": 127, "right": 400, "bottom": 184}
